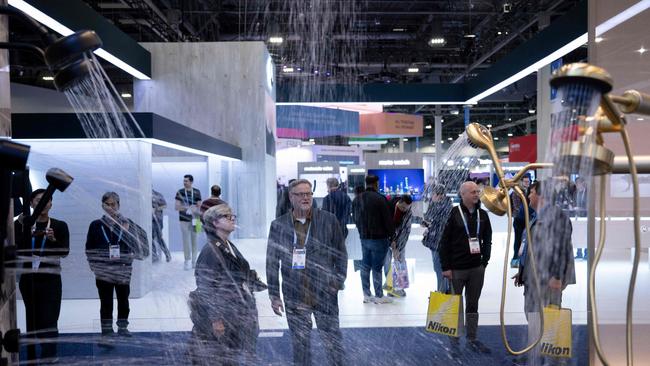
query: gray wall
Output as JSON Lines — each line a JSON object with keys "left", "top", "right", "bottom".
{"left": 134, "top": 42, "right": 277, "bottom": 238}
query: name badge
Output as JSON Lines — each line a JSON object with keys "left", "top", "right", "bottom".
{"left": 191, "top": 218, "right": 197, "bottom": 226}
{"left": 469, "top": 237, "right": 481, "bottom": 254}
{"left": 109, "top": 244, "right": 121, "bottom": 260}
{"left": 32, "top": 255, "right": 41, "bottom": 270}
{"left": 292, "top": 248, "right": 306, "bottom": 269}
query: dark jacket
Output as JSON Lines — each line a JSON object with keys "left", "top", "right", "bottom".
{"left": 15, "top": 217, "right": 70, "bottom": 274}
{"left": 189, "top": 237, "right": 259, "bottom": 345}
{"left": 85, "top": 215, "right": 149, "bottom": 284}
{"left": 422, "top": 197, "right": 453, "bottom": 251}
{"left": 322, "top": 189, "right": 352, "bottom": 237}
{"left": 352, "top": 188, "right": 394, "bottom": 240}
{"left": 439, "top": 203, "right": 492, "bottom": 271}
{"left": 266, "top": 209, "right": 347, "bottom": 310}
{"left": 520, "top": 205, "right": 576, "bottom": 289}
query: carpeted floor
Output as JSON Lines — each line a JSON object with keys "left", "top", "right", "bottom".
{"left": 19, "top": 325, "right": 587, "bottom": 365}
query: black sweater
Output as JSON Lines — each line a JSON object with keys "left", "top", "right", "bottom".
{"left": 439, "top": 203, "right": 492, "bottom": 271}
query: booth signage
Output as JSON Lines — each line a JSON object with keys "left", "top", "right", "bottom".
{"left": 378, "top": 159, "right": 411, "bottom": 166}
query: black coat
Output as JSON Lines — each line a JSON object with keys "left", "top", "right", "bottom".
{"left": 352, "top": 188, "right": 394, "bottom": 240}
{"left": 266, "top": 209, "right": 347, "bottom": 311}
{"left": 15, "top": 217, "right": 70, "bottom": 274}
{"left": 85, "top": 215, "right": 149, "bottom": 284}
{"left": 439, "top": 203, "right": 492, "bottom": 271}
{"left": 189, "top": 237, "right": 259, "bottom": 347}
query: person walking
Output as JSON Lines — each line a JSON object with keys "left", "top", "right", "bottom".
{"left": 175, "top": 175, "right": 202, "bottom": 270}
{"left": 322, "top": 178, "right": 352, "bottom": 239}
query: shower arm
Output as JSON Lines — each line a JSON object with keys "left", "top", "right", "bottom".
{"left": 0, "top": 6, "right": 57, "bottom": 45}
{"left": 0, "top": 42, "right": 45, "bottom": 60}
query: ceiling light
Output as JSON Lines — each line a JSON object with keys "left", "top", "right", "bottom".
{"left": 494, "top": 137, "right": 499, "bottom": 141}
{"left": 497, "top": 31, "right": 502, "bottom": 35}
{"left": 458, "top": 133, "right": 463, "bottom": 137}
{"left": 507, "top": 133, "right": 513, "bottom": 137}
{"left": 120, "top": 93, "right": 132, "bottom": 98}
{"left": 42, "top": 76, "right": 54, "bottom": 81}
{"left": 440, "top": 140, "right": 445, "bottom": 144}
{"left": 407, "top": 67, "right": 419, "bottom": 73}
{"left": 283, "top": 67, "right": 294, "bottom": 73}
{"left": 403, "top": 138, "right": 409, "bottom": 142}
{"left": 595, "top": 37, "right": 604, "bottom": 43}
{"left": 309, "top": 138, "right": 315, "bottom": 142}
{"left": 268, "top": 36, "right": 283, "bottom": 44}
{"left": 450, "top": 109, "right": 459, "bottom": 115}
{"left": 393, "top": 28, "right": 406, "bottom": 32}
{"left": 507, "top": 117, "right": 512, "bottom": 121}
{"left": 441, "top": 118, "right": 445, "bottom": 122}
{"left": 637, "top": 117, "right": 645, "bottom": 121}
{"left": 637, "top": 46, "right": 647, "bottom": 54}
{"left": 447, "top": 137, "right": 453, "bottom": 141}
{"left": 528, "top": 109, "right": 536, "bottom": 114}
{"left": 429, "top": 37, "right": 446, "bottom": 46}
{"left": 464, "top": 34, "right": 476, "bottom": 38}
{"left": 425, "top": 125, "right": 432, "bottom": 129}
{"left": 486, "top": 124, "right": 492, "bottom": 128}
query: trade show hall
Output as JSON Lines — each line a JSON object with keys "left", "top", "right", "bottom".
{"left": 2, "top": 1, "right": 650, "bottom": 366}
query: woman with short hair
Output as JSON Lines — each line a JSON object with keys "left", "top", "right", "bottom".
{"left": 188, "top": 203, "right": 265, "bottom": 366}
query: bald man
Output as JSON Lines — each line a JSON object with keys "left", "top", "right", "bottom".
{"left": 439, "top": 181, "right": 493, "bottom": 354}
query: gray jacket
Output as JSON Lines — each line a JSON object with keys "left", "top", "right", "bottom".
{"left": 266, "top": 209, "right": 347, "bottom": 310}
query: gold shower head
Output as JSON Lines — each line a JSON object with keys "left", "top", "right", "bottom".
{"left": 480, "top": 186, "right": 508, "bottom": 216}
{"left": 550, "top": 63, "right": 613, "bottom": 93}
{"left": 466, "top": 123, "right": 505, "bottom": 180}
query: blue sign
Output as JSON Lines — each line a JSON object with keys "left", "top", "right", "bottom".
{"left": 277, "top": 105, "right": 359, "bottom": 138}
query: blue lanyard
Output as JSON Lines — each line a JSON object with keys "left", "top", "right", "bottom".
{"left": 458, "top": 205, "right": 480, "bottom": 238}
{"left": 184, "top": 189, "right": 194, "bottom": 206}
{"left": 293, "top": 221, "right": 312, "bottom": 248}
{"left": 31, "top": 219, "right": 50, "bottom": 255}
{"left": 101, "top": 225, "right": 123, "bottom": 245}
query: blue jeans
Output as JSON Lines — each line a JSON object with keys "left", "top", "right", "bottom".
{"left": 431, "top": 249, "right": 448, "bottom": 293}
{"left": 360, "top": 239, "right": 389, "bottom": 298}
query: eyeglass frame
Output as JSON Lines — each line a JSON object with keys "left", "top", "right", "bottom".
{"left": 290, "top": 192, "right": 314, "bottom": 198}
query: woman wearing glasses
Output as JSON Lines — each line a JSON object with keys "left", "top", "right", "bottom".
{"left": 188, "top": 203, "right": 266, "bottom": 366}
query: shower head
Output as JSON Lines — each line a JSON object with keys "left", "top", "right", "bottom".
{"left": 550, "top": 63, "right": 613, "bottom": 94}
{"left": 556, "top": 141, "right": 614, "bottom": 176}
{"left": 480, "top": 186, "right": 508, "bottom": 216}
{"left": 466, "top": 123, "right": 493, "bottom": 150}
{"left": 466, "top": 122, "right": 506, "bottom": 183}
{"left": 45, "top": 168, "right": 74, "bottom": 192}
{"left": 44, "top": 30, "right": 102, "bottom": 91}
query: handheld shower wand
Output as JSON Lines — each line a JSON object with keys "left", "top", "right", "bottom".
{"left": 466, "top": 123, "right": 547, "bottom": 356}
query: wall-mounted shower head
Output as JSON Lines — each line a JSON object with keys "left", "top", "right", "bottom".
{"left": 550, "top": 63, "right": 613, "bottom": 94}
{"left": 44, "top": 30, "right": 102, "bottom": 91}
{"left": 480, "top": 186, "right": 508, "bottom": 216}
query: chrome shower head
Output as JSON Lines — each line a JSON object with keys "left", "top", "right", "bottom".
{"left": 44, "top": 30, "right": 102, "bottom": 91}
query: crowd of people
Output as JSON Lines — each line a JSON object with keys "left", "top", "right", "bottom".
{"left": 14, "top": 171, "right": 578, "bottom": 365}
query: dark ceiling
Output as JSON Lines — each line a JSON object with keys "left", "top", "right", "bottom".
{"left": 7, "top": 0, "right": 586, "bottom": 145}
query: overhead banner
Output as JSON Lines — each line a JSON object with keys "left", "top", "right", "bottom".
{"left": 359, "top": 113, "right": 423, "bottom": 137}
{"left": 509, "top": 134, "right": 537, "bottom": 163}
{"left": 276, "top": 105, "right": 359, "bottom": 138}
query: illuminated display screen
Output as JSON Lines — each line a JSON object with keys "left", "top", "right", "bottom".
{"left": 367, "top": 169, "right": 425, "bottom": 200}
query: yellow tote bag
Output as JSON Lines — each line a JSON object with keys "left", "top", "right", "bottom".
{"left": 425, "top": 291, "right": 463, "bottom": 338}
{"left": 540, "top": 305, "right": 572, "bottom": 358}
{"left": 385, "top": 262, "right": 394, "bottom": 290}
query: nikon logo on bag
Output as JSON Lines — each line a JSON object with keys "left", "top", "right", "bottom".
{"left": 426, "top": 321, "right": 457, "bottom": 336}
{"left": 540, "top": 342, "right": 570, "bottom": 357}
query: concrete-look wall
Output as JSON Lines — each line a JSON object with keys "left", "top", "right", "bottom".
{"left": 21, "top": 140, "right": 153, "bottom": 299}
{"left": 134, "top": 42, "right": 276, "bottom": 238}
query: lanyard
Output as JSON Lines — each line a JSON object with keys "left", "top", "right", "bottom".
{"left": 293, "top": 221, "right": 312, "bottom": 249}
{"left": 184, "top": 189, "right": 194, "bottom": 206}
{"left": 101, "top": 224, "right": 123, "bottom": 245}
{"left": 31, "top": 219, "right": 51, "bottom": 255}
{"left": 458, "top": 205, "right": 480, "bottom": 238}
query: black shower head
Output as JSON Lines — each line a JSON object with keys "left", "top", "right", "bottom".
{"left": 44, "top": 30, "right": 102, "bottom": 91}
